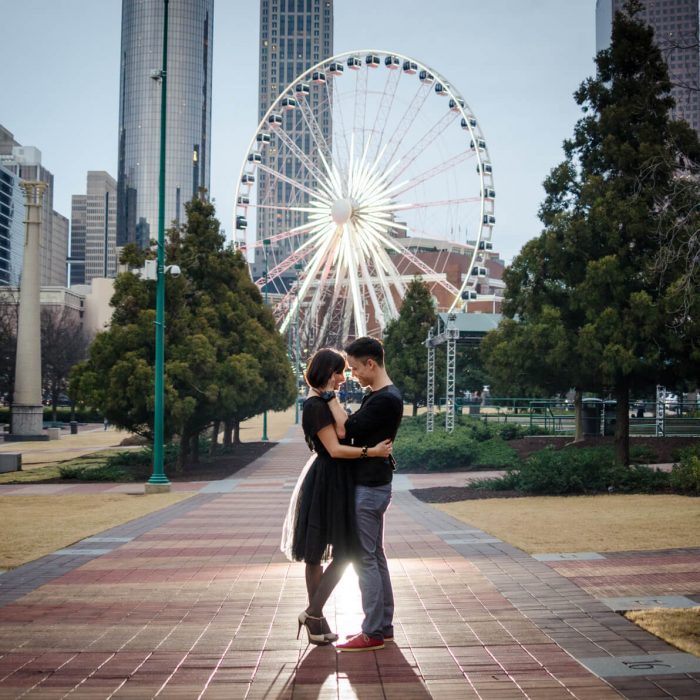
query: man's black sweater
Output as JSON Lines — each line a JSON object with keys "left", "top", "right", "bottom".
{"left": 343, "top": 384, "right": 403, "bottom": 486}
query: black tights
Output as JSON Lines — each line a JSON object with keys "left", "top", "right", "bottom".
{"left": 305, "top": 558, "right": 349, "bottom": 617}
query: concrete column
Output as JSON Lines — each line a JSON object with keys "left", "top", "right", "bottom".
{"left": 9, "top": 181, "right": 49, "bottom": 441}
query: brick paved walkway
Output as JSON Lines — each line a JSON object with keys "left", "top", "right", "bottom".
{"left": 0, "top": 429, "right": 698, "bottom": 698}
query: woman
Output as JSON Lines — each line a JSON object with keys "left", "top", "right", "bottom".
{"left": 281, "top": 348, "right": 392, "bottom": 645}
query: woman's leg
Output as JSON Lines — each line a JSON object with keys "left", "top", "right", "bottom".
{"left": 305, "top": 563, "right": 323, "bottom": 605}
{"left": 307, "top": 558, "right": 348, "bottom": 617}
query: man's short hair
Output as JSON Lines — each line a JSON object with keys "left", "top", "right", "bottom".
{"left": 344, "top": 336, "right": 384, "bottom": 366}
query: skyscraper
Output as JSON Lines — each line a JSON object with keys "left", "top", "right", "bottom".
{"left": 255, "top": 0, "right": 333, "bottom": 277}
{"left": 0, "top": 163, "right": 24, "bottom": 286}
{"left": 72, "top": 172, "right": 118, "bottom": 284}
{"left": 68, "top": 194, "right": 87, "bottom": 286}
{"left": 117, "top": 0, "right": 214, "bottom": 249}
{"left": 596, "top": 0, "right": 700, "bottom": 133}
{"left": 0, "top": 126, "right": 68, "bottom": 287}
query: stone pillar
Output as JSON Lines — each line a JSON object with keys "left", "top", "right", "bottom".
{"left": 9, "top": 181, "right": 49, "bottom": 441}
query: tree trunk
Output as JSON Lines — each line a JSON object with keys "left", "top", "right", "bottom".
{"left": 614, "top": 384, "right": 630, "bottom": 466}
{"left": 573, "top": 389, "right": 584, "bottom": 443}
{"left": 177, "top": 432, "right": 190, "bottom": 472}
{"left": 190, "top": 431, "right": 199, "bottom": 464}
{"left": 412, "top": 402, "right": 418, "bottom": 417}
{"left": 210, "top": 420, "right": 220, "bottom": 456}
{"left": 233, "top": 419, "right": 241, "bottom": 445}
{"left": 223, "top": 419, "right": 233, "bottom": 449}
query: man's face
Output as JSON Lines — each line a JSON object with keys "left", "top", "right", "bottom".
{"left": 346, "top": 355, "right": 373, "bottom": 388}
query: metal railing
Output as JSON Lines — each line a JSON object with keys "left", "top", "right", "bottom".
{"left": 435, "top": 397, "right": 700, "bottom": 437}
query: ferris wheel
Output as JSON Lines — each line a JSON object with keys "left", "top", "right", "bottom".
{"left": 234, "top": 49, "right": 495, "bottom": 349}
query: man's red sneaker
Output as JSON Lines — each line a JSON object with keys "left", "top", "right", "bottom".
{"left": 336, "top": 633, "right": 385, "bottom": 652}
{"left": 344, "top": 633, "right": 393, "bottom": 642}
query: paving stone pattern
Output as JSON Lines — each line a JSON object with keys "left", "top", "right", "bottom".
{"left": 0, "top": 430, "right": 698, "bottom": 698}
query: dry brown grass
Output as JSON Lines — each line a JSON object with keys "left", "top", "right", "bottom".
{"left": 0, "top": 493, "right": 194, "bottom": 569}
{"left": 625, "top": 608, "right": 700, "bottom": 656}
{"left": 435, "top": 494, "right": 700, "bottom": 554}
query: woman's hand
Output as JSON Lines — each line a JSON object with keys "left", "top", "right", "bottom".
{"left": 368, "top": 439, "right": 393, "bottom": 458}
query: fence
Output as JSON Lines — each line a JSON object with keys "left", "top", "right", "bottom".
{"left": 435, "top": 397, "right": 700, "bottom": 437}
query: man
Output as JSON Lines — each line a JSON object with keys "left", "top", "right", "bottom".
{"left": 328, "top": 336, "right": 403, "bottom": 652}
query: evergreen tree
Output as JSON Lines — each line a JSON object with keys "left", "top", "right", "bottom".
{"left": 71, "top": 196, "right": 295, "bottom": 469}
{"left": 383, "top": 278, "right": 437, "bottom": 415}
{"left": 483, "top": 0, "right": 700, "bottom": 462}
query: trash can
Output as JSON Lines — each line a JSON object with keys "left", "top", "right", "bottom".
{"left": 603, "top": 400, "right": 617, "bottom": 436}
{"left": 70, "top": 421, "right": 78, "bottom": 435}
{"left": 581, "top": 399, "right": 602, "bottom": 437}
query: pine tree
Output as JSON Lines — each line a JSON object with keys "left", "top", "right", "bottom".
{"left": 383, "top": 278, "right": 437, "bottom": 415}
{"left": 71, "top": 196, "right": 295, "bottom": 470}
{"left": 483, "top": 0, "right": 700, "bottom": 463}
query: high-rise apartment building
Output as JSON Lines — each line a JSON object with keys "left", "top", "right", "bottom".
{"left": 255, "top": 0, "right": 334, "bottom": 278}
{"left": 68, "top": 195, "right": 87, "bottom": 286}
{"left": 50, "top": 211, "right": 69, "bottom": 285}
{"left": 0, "top": 163, "right": 25, "bottom": 286}
{"left": 117, "top": 0, "right": 214, "bottom": 249}
{"left": 79, "top": 172, "right": 118, "bottom": 283}
{"left": 0, "top": 126, "right": 68, "bottom": 287}
{"left": 596, "top": 0, "right": 700, "bottom": 132}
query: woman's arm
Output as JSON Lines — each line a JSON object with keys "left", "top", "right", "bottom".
{"left": 325, "top": 396, "right": 349, "bottom": 438}
{"left": 309, "top": 387, "right": 349, "bottom": 439}
{"left": 316, "top": 424, "right": 392, "bottom": 460}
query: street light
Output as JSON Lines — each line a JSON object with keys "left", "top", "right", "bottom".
{"left": 293, "top": 262, "right": 303, "bottom": 425}
{"left": 261, "top": 238, "right": 271, "bottom": 442}
{"left": 146, "top": 0, "right": 171, "bottom": 493}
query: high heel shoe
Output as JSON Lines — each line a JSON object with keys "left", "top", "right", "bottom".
{"left": 297, "top": 611, "right": 330, "bottom": 645}
{"left": 320, "top": 617, "right": 338, "bottom": 642}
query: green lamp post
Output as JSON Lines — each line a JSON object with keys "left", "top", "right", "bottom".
{"left": 293, "top": 262, "right": 303, "bottom": 425}
{"left": 261, "top": 238, "right": 271, "bottom": 442}
{"left": 147, "top": 0, "right": 171, "bottom": 492}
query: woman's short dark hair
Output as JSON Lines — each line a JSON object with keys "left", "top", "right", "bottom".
{"left": 344, "top": 336, "right": 384, "bottom": 366}
{"left": 305, "top": 348, "right": 346, "bottom": 389}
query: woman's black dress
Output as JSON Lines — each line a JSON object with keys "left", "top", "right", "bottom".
{"left": 290, "top": 397, "right": 357, "bottom": 564}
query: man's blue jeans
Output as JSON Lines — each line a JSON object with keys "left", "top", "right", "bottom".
{"left": 354, "top": 484, "right": 394, "bottom": 639}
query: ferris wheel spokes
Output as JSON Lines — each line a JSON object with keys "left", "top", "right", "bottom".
{"left": 379, "top": 81, "right": 433, "bottom": 172}
{"left": 389, "top": 109, "right": 460, "bottom": 181}
{"left": 389, "top": 149, "right": 474, "bottom": 198}
{"left": 234, "top": 50, "right": 495, "bottom": 348}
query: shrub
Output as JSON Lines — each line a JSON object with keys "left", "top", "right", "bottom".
{"left": 474, "top": 438, "right": 518, "bottom": 468}
{"left": 629, "top": 444, "right": 659, "bottom": 464}
{"left": 473, "top": 446, "right": 670, "bottom": 495}
{"left": 670, "top": 448, "right": 700, "bottom": 495}
{"left": 469, "top": 471, "right": 521, "bottom": 491}
{"left": 498, "top": 423, "right": 525, "bottom": 441}
{"left": 394, "top": 430, "right": 479, "bottom": 471}
{"left": 58, "top": 464, "right": 88, "bottom": 479}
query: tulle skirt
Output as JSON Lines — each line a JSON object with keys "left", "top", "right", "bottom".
{"left": 281, "top": 453, "right": 358, "bottom": 564}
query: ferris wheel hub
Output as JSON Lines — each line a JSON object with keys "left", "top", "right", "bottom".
{"left": 331, "top": 198, "right": 355, "bottom": 226}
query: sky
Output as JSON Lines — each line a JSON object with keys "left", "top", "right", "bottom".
{"left": 1, "top": 0, "right": 597, "bottom": 264}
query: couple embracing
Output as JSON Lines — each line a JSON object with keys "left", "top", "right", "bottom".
{"left": 280, "top": 336, "right": 403, "bottom": 652}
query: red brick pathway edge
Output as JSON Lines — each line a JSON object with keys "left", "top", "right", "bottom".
{"left": 0, "top": 430, "right": 697, "bottom": 699}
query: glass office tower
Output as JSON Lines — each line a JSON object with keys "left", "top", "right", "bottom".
{"left": 255, "top": 0, "right": 333, "bottom": 279}
{"left": 117, "top": 0, "right": 214, "bottom": 248}
{"left": 0, "top": 164, "right": 25, "bottom": 286}
{"left": 596, "top": 0, "right": 700, "bottom": 133}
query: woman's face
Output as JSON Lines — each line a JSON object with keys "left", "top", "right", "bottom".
{"left": 329, "top": 369, "right": 346, "bottom": 390}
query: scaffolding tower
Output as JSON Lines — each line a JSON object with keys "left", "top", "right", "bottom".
{"left": 424, "top": 312, "right": 502, "bottom": 434}
{"left": 425, "top": 328, "right": 436, "bottom": 433}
